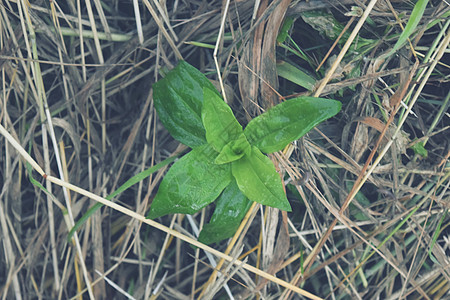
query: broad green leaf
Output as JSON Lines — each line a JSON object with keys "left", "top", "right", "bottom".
{"left": 202, "top": 87, "right": 243, "bottom": 152}
{"left": 147, "top": 144, "right": 231, "bottom": 219}
{"left": 231, "top": 146, "right": 291, "bottom": 211}
{"left": 198, "top": 180, "right": 252, "bottom": 244}
{"left": 277, "top": 61, "right": 316, "bottom": 91}
{"left": 215, "top": 133, "right": 251, "bottom": 164}
{"left": 153, "top": 61, "right": 218, "bottom": 148}
{"left": 244, "top": 97, "right": 341, "bottom": 153}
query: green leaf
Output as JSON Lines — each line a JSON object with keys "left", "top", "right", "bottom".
{"left": 387, "top": 0, "right": 429, "bottom": 57}
{"left": 231, "top": 146, "right": 291, "bottom": 211}
{"left": 147, "top": 144, "right": 231, "bottom": 219}
{"left": 244, "top": 97, "right": 341, "bottom": 153}
{"left": 410, "top": 141, "right": 428, "bottom": 158}
{"left": 277, "top": 61, "right": 316, "bottom": 91}
{"left": 277, "top": 16, "right": 294, "bottom": 44}
{"left": 202, "top": 87, "right": 243, "bottom": 152}
{"left": 428, "top": 210, "right": 447, "bottom": 264}
{"left": 153, "top": 61, "right": 218, "bottom": 148}
{"left": 215, "top": 133, "right": 251, "bottom": 164}
{"left": 198, "top": 180, "right": 252, "bottom": 244}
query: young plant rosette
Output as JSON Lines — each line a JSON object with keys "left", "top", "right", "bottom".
{"left": 147, "top": 61, "right": 341, "bottom": 244}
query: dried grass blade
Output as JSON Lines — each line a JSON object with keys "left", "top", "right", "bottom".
{"left": 0, "top": 122, "right": 323, "bottom": 300}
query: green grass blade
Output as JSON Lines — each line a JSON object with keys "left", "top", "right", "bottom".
{"left": 25, "top": 162, "right": 67, "bottom": 216}
{"left": 277, "top": 61, "right": 316, "bottom": 91}
{"left": 428, "top": 209, "right": 447, "bottom": 264}
{"left": 184, "top": 41, "right": 215, "bottom": 49}
{"left": 67, "top": 153, "right": 181, "bottom": 241}
{"left": 277, "top": 16, "right": 294, "bottom": 44}
{"left": 387, "top": 0, "right": 429, "bottom": 56}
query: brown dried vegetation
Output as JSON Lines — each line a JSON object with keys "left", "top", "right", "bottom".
{"left": 0, "top": 0, "right": 449, "bottom": 299}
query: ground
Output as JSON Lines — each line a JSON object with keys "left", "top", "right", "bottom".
{"left": 0, "top": 0, "right": 449, "bottom": 299}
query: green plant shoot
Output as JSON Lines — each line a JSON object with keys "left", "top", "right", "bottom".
{"left": 147, "top": 61, "right": 341, "bottom": 244}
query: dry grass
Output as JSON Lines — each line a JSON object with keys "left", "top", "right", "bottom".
{"left": 0, "top": 0, "right": 449, "bottom": 299}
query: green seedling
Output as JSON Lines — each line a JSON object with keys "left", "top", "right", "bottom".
{"left": 410, "top": 141, "right": 428, "bottom": 158}
{"left": 147, "top": 61, "right": 341, "bottom": 244}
